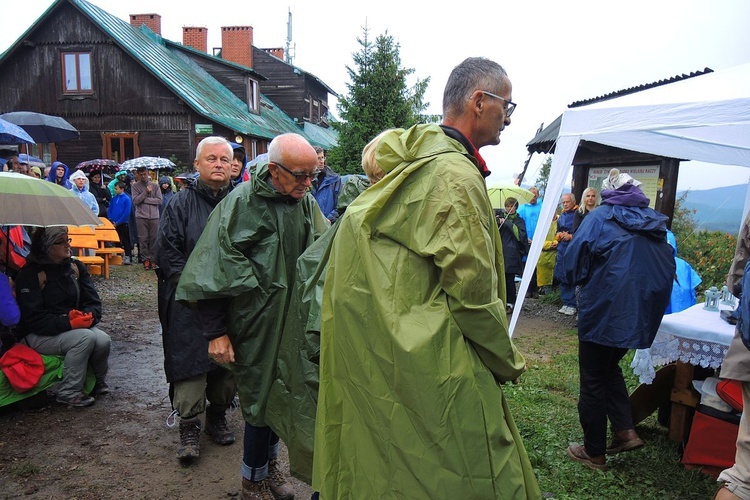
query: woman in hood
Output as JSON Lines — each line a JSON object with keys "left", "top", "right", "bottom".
{"left": 68, "top": 170, "right": 99, "bottom": 215}
{"left": 88, "top": 170, "right": 111, "bottom": 218}
{"left": 159, "top": 175, "right": 174, "bottom": 215}
{"left": 107, "top": 170, "right": 128, "bottom": 197}
{"left": 229, "top": 142, "right": 248, "bottom": 186}
{"left": 47, "top": 161, "right": 71, "bottom": 189}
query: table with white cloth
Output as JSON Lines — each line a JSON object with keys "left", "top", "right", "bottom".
{"left": 630, "top": 302, "right": 737, "bottom": 442}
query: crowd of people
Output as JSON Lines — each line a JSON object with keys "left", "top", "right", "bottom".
{"left": 2, "top": 54, "right": 745, "bottom": 500}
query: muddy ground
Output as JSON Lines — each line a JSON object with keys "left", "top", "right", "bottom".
{"left": 0, "top": 265, "right": 575, "bottom": 499}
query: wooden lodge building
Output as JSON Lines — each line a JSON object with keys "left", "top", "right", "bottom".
{"left": 0, "top": 0, "right": 338, "bottom": 168}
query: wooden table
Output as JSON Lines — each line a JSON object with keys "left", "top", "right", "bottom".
{"left": 631, "top": 302, "right": 736, "bottom": 442}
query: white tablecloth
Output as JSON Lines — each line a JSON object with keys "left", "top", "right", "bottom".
{"left": 631, "top": 302, "right": 737, "bottom": 384}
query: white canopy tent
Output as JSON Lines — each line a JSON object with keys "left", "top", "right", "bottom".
{"left": 509, "top": 62, "right": 750, "bottom": 337}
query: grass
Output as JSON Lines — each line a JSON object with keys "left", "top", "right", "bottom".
{"left": 8, "top": 461, "right": 39, "bottom": 477}
{"left": 507, "top": 332, "right": 720, "bottom": 499}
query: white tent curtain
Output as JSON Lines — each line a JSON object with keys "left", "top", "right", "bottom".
{"left": 508, "top": 62, "right": 750, "bottom": 337}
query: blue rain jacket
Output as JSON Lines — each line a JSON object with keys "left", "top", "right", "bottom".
{"left": 562, "top": 185, "right": 675, "bottom": 348}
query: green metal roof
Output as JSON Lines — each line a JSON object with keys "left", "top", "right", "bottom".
{"left": 1, "top": 0, "right": 328, "bottom": 145}
{"left": 70, "top": 0, "right": 318, "bottom": 142}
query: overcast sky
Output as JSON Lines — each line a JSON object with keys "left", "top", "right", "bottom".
{"left": 3, "top": 0, "right": 750, "bottom": 192}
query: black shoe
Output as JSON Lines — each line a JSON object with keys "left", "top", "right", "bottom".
{"left": 177, "top": 417, "right": 201, "bottom": 461}
{"left": 204, "top": 407, "right": 235, "bottom": 445}
{"left": 92, "top": 381, "right": 110, "bottom": 395}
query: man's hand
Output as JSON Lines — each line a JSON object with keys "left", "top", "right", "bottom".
{"left": 208, "top": 334, "right": 235, "bottom": 365}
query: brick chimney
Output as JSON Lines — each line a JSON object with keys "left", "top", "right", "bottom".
{"left": 221, "top": 26, "right": 253, "bottom": 68}
{"left": 130, "top": 14, "right": 162, "bottom": 35}
{"left": 183, "top": 26, "right": 208, "bottom": 53}
{"left": 264, "top": 48, "right": 285, "bottom": 60}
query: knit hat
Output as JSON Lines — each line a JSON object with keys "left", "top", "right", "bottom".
{"left": 0, "top": 343, "right": 45, "bottom": 392}
{"left": 602, "top": 168, "right": 642, "bottom": 190}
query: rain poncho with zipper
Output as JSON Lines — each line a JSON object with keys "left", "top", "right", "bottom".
{"left": 312, "top": 124, "right": 540, "bottom": 499}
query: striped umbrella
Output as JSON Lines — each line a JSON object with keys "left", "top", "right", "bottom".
{"left": 0, "top": 172, "right": 101, "bottom": 227}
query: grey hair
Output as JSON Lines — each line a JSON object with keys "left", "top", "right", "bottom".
{"left": 562, "top": 192, "right": 577, "bottom": 204}
{"left": 195, "top": 136, "right": 232, "bottom": 159}
{"left": 443, "top": 57, "right": 508, "bottom": 117}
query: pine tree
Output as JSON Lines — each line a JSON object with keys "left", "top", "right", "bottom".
{"left": 328, "top": 26, "right": 429, "bottom": 174}
{"left": 534, "top": 156, "right": 553, "bottom": 196}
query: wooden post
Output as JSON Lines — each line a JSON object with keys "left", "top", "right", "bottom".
{"left": 668, "top": 361, "right": 700, "bottom": 442}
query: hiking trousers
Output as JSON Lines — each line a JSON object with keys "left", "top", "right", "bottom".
{"left": 23, "top": 326, "right": 110, "bottom": 399}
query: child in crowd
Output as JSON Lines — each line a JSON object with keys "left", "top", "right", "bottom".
{"left": 108, "top": 182, "right": 133, "bottom": 265}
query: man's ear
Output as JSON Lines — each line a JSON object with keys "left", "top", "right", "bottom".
{"left": 469, "top": 90, "right": 484, "bottom": 116}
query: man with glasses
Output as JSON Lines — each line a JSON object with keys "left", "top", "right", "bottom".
{"left": 313, "top": 57, "right": 540, "bottom": 498}
{"left": 176, "top": 133, "right": 329, "bottom": 499}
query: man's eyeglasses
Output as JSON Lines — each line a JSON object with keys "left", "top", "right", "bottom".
{"left": 480, "top": 91, "right": 516, "bottom": 117}
{"left": 273, "top": 162, "right": 320, "bottom": 182}
{"left": 52, "top": 238, "right": 72, "bottom": 246}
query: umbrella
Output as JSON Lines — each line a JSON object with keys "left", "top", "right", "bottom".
{"left": 0, "top": 172, "right": 101, "bottom": 227}
{"left": 121, "top": 156, "right": 176, "bottom": 171}
{"left": 76, "top": 159, "right": 121, "bottom": 174}
{"left": 18, "top": 154, "right": 46, "bottom": 169}
{"left": 0, "top": 117, "right": 35, "bottom": 145}
{"left": 487, "top": 185, "right": 535, "bottom": 210}
{"left": 0, "top": 111, "right": 79, "bottom": 143}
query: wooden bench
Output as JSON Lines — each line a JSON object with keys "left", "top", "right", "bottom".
{"left": 94, "top": 217, "right": 125, "bottom": 278}
{"left": 67, "top": 226, "right": 105, "bottom": 276}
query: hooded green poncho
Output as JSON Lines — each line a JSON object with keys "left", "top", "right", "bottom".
{"left": 313, "top": 124, "right": 541, "bottom": 499}
{"left": 175, "top": 162, "right": 329, "bottom": 425}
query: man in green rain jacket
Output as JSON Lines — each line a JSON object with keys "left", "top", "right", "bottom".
{"left": 176, "top": 133, "right": 329, "bottom": 500}
{"left": 313, "top": 58, "right": 541, "bottom": 499}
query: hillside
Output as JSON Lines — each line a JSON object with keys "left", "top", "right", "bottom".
{"left": 678, "top": 184, "right": 746, "bottom": 234}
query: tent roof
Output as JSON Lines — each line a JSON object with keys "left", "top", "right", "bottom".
{"left": 558, "top": 63, "right": 750, "bottom": 168}
{"left": 527, "top": 68, "right": 714, "bottom": 154}
{"left": 510, "top": 62, "right": 750, "bottom": 337}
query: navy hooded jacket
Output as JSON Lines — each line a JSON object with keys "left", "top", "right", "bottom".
{"left": 562, "top": 184, "right": 675, "bottom": 349}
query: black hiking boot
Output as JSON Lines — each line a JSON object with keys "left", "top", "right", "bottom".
{"left": 205, "top": 405, "right": 235, "bottom": 445}
{"left": 177, "top": 416, "right": 201, "bottom": 462}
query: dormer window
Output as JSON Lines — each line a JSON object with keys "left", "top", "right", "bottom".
{"left": 247, "top": 77, "right": 259, "bottom": 114}
{"left": 61, "top": 52, "right": 93, "bottom": 94}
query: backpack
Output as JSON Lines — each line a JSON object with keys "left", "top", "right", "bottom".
{"left": 0, "top": 226, "right": 30, "bottom": 276}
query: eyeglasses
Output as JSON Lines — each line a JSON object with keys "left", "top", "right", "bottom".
{"left": 52, "top": 238, "right": 72, "bottom": 246}
{"left": 273, "top": 162, "right": 320, "bottom": 182}
{"left": 480, "top": 91, "right": 516, "bottom": 117}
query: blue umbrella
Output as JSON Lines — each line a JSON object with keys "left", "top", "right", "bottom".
{"left": 0, "top": 117, "right": 35, "bottom": 145}
{"left": 18, "top": 154, "right": 46, "bottom": 169}
{"left": 0, "top": 111, "right": 79, "bottom": 143}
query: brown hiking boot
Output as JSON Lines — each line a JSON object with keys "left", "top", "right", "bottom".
{"left": 177, "top": 417, "right": 201, "bottom": 462}
{"left": 242, "top": 478, "right": 274, "bottom": 500}
{"left": 267, "top": 458, "right": 294, "bottom": 499}
{"left": 606, "top": 429, "right": 645, "bottom": 455}
{"left": 204, "top": 405, "right": 235, "bottom": 445}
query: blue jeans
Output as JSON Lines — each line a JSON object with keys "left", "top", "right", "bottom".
{"left": 242, "top": 423, "right": 279, "bottom": 481}
{"left": 560, "top": 283, "right": 576, "bottom": 308}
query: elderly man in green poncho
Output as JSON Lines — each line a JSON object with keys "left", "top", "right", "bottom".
{"left": 313, "top": 57, "right": 542, "bottom": 499}
{"left": 176, "top": 133, "right": 329, "bottom": 500}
